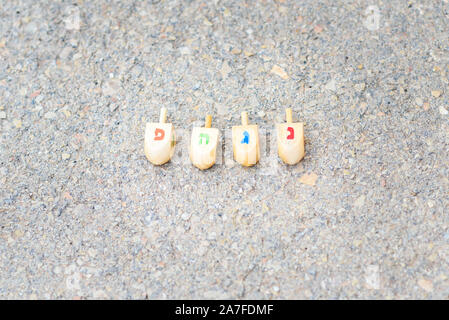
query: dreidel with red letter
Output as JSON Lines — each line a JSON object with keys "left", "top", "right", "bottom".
{"left": 232, "top": 111, "right": 260, "bottom": 167}
{"left": 189, "top": 115, "right": 219, "bottom": 170}
{"left": 277, "top": 108, "right": 305, "bottom": 165}
{"left": 144, "top": 108, "right": 176, "bottom": 165}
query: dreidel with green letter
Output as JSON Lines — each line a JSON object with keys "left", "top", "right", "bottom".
{"left": 277, "top": 108, "right": 305, "bottom": 165}
{"left": 232, "top": 111, "right": 260, "bottom": 167}
{"left": 189, "top": 115, "right": 219, "bottom": 170}
{"left": 144, "top": 107, "right": 176, "bottom": 165}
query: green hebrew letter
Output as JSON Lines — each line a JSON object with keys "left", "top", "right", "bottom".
{"left": 199, "top": 133, "right": 209, "bottom": 145}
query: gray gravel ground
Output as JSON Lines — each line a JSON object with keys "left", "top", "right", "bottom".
{"left": 0, "top": 0, "right": 448, "bottom": 299}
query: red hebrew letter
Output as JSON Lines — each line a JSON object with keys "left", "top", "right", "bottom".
{"left": 154, "top": 128, "right": 165, "bottom": 140}
{"left": 287, "top": 127, "right": 294, "bottom": 140}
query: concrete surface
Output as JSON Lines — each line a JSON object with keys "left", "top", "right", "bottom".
{"left": 0, "top": 0, "right": 448, "bottom": 299}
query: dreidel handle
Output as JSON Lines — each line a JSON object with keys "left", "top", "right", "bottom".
{"left": 159, "top": 108, "right": 167, "bottom": 123}
{"left": 286, "top": 108, "right": 293, "bottom": 123}
{"left": 241, "top": 111, "right": 248, "bottom": 126}
{"left": 205, "top": 115, "right": 212, "bottom": 128}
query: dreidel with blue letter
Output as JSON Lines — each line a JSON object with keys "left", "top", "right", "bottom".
{"left": 277, "top": 108, "right": 305, "bottom": 165}
{"left": 232, "top": 111, "right": 260, "bottom": 167}
{"left": 144, "top": 107, "right": 176, "bottom": 165}
{"left": 189, "top": 115, "right": 219, "bottom": 170}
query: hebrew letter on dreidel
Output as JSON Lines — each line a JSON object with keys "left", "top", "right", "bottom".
{"left": 287, "top": 127, "right": 294, "bottom": 140}
{"left": 241, "top": 131, "right": 249, "bottom": 144}
{"left": 154, "top": 128, "right": 165, "bottom": 140}
{"left": 199, "top": 133, "right": 209, "bottom": 145}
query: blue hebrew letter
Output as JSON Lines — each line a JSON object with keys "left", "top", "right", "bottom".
{"left": 241, "top": 131, "right": 249, "bottom": 144}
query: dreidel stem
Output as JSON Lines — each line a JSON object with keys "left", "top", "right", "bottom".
{"left": 241, "top": 111, "right": 248, "bottom": 126}
{"left": 159, "top": 108, "right": 167, "bottom": 123}
{"left": 286, "top": 108, "right": 293, "bottom": 123}
{"left": 205, "top": 115, "right": 212, "bottom": 128}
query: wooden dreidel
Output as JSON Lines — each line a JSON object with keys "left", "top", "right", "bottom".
{"left": 189, "top": 115, "right": 219, "bottom": 170}
{"left": 144, "top": 108, "right": 176, "bottom": 165}
{"left": 277, "top": 108, "right": 305, "bottom": 165}
{"left": 232, "top": 111, "right": 260, "bottom": 167}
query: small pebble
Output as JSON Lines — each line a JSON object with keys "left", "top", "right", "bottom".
{"left": 44, "top": 112, "right": 57, "bottom": 120}
{"left": 439, "top": 106, "right": 448, "bottom": 115}
{"left": 14, "top": 229, "right": 24, "bottom": 238}
{"left": 179, "top": 47, "right": 191, "bottom": 55}
{"left": 181, "top": 212, "right": 191, "bottom": 221}
{"left": 203, "top": 18, "right": 213, "bottom": 26}
{"left": 24, "top": 21, "right": 38, "bottom": 34}
{"left": 354, "top": 195, "right": 366, "bottom": 208}
{"left": 64, "top": 8, "right": 81, "bottom": 31}
{"left": 231, "top": 48, "right": 241, "bottom": 55}
{"left": 262, "top": 55, "right": 272, "bottom": 62}
{"left": 102, "top": 79, "right": 119, "bottom": 96}
{"left": 13, "top": 119, "right": 22, "bottom": 128}
{"left": 299, "top": 172, "right": 318, "bottom": 186}
{"left": 418, "top": 278, "right": 433, "bottom": 292}
{"left": 144, "top": 214, "right": 153, "bottom": 226}
{"left": 53, "top": 266, "right": 62, "bottom": 275}
{"left": 30, "top": 90, "right": 41, "bottom": 98}
{"left": 0, "top": 111, "right": 6, "bottom": 119}
{"left": 355, "top": 83, "right": 366, "bottom": 92}
{"left": 220, "top": 61, "right": 232, "bottom": 78}
{"left": 69, "top": 38, "right": 78, "bottom": 47}
{"left": 59, "top": 47, "right": 72, "bottom": 60}
{"left": 431, "top": 90, "right": 442, "bottom": 98}
{"left": 325, "top": 79, "right": 337, "bottom": 91}
{"left": 244, "top": 50, "right": 255, "bottom": 57}
{"left": 270, "top": 65, "right": 289, "bottom": 80}
{"left": 314, "top": 25, "right": 324, "bottom": 33}
{"left": 62, "top": 153, "right": 71, "bottom": 160}
{"left": 62, "top": 109, "right": 71, "bottom": 118}
{"left": 278, "top": 6, "right": 288, "bottom": 14}
{"left": 87, "top": 248, "right": 97, "bottom": 257}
